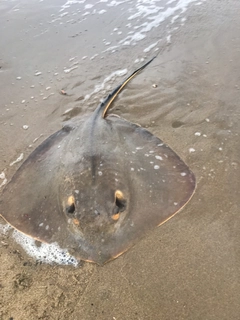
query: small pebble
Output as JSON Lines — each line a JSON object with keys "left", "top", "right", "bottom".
{"left": 23, "top": 125, "right": 29, "bottom": 130}
{"left": 0, "top": 172, "right": 6, "bottom": 179}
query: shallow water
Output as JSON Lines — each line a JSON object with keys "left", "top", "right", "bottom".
{"left": 0, "top": 0, "right": 240, "bottom": 319}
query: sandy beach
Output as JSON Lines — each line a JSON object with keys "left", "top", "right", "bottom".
{"left": 0, "top": 0, "right": 240, "bottom": 319}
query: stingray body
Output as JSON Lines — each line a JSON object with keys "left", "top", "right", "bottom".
{"left": 0, "top": 57, "right": 195, "bottom": 265}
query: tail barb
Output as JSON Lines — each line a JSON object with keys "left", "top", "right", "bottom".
{"left": 97, "top": 56, "right": 156, "bottom": 119}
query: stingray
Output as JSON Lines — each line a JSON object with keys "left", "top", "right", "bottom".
{"left": 0, "top": 57, "right": 195, "bottom": 265}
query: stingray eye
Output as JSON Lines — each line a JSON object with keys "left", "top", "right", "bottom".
{"left": 112, "top": 190, "right": 126, "bottom": 221}
{"left": 66, "top": 195, "right": 75, "bottom": 214}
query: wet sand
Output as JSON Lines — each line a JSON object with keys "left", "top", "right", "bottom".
{"left": 0, "top": 0, "right": 240, "bottom": 319}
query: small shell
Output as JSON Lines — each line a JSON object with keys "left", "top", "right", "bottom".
{"left": 152, "top": 84, "right": 158, "bottom": 88}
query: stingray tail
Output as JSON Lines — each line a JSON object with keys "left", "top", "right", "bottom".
{"left": 95, "top": 56, "right": 156, "bottom": 119}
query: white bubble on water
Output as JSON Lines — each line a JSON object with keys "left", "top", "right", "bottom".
{"left": 0, "top": 223, "right": 79, "bottom": 266}
{"left": 10, "top": 153, "right": 24, "bottom": 166}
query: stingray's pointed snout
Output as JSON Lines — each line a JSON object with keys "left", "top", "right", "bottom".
{"left": 88, "top": 246, "right": 128, "bottom": 265}
{"left": 86, "top": 252, "right": 112, "bottom": 266}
